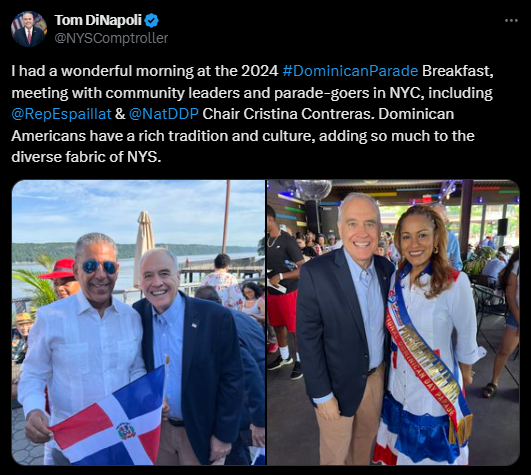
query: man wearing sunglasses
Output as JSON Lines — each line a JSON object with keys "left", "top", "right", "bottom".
{"left": 18, "top": 233, "right": 146, "bottom": 465}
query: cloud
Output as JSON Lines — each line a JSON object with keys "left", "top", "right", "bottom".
{"left": 12, "top": 180, "right": 264, "bottom": 246}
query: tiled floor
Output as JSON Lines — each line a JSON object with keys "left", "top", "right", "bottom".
{"left": 267, "top": 312, "right": 519, "bottom": 465}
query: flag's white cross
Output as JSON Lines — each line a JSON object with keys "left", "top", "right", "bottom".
{"left": 62, "top": 396, "right": 161, "bottom": 465}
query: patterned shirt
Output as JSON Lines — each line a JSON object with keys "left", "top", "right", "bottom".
{"left": 12, "top": 329, "right": 28, "bottom": 365}
{"left": 200, "top": 272, "right": 243, "bottom": 308}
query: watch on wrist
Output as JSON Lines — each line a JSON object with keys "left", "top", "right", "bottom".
{"left": 279, "top": 273, "right": 284, "bottom": 281}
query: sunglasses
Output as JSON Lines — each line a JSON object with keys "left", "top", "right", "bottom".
{"left": 82, "top": 260, "right": 118, "bottom": 275}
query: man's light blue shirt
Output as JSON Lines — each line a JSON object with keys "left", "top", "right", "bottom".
{"left": 313, "top": 249, "right": 384, "bottom": 404}
{"left": 482, "top": 258, "right": 506, "bottom": 287}
{"left": 447, "top": 230, "right": 463, "bottom": 271}
{"left": 152, "top": 292, "right": 185, "bottom": 420}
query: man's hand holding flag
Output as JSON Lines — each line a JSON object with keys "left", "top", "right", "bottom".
{"left": 48, "top": 366, "right": 165, "bottom": 465}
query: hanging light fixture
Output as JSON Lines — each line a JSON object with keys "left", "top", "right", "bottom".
{"left": 293, "top": 180, "right": 333, "bottom": 201}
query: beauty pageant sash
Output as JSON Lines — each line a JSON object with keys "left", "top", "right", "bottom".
{"left": 386, "top": 264, "right": 473, "bottom": 446}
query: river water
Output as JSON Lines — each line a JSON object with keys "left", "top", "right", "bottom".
{"left": 12, "top": 253, "right": 260, "bottom": 301}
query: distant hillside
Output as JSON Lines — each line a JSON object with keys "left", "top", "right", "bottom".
{"left": 12, "top": 243, "right": 259, "bottom": 264}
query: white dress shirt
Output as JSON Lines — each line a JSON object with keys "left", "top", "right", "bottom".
{"left": 18, "top": 291, "right": 146, "bottom": 438}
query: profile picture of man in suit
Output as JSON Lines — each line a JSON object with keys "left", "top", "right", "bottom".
{"left": 12, "top": 12, "right": 46, "bottom": 47}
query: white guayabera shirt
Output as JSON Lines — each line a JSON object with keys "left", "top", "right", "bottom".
{"left": 18, "top": 291, "right": 146, "bottom": 450}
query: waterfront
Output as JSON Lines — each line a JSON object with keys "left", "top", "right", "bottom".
{"left": 12, "top": 253, "right": 261, "bottom": 301}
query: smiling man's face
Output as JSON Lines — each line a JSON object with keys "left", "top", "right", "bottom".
{"left": 23, "top": 13, "right": 34, "bottom": 30}
{"left": 338, "top": 197, "right": 380, "bottom": 270}
{"left": 73, "top": 243, "right": 119, "bottom": 312}
{"left": 141, "top": 251, "right": 180, "bottom": 314}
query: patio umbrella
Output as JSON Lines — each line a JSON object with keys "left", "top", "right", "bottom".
{"left": 133, "top": 211, "right": 155, "bottom": 289}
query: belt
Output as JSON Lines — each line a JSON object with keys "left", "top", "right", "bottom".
{"left": 168, "top": 418, "right": 185, "bottom": 428}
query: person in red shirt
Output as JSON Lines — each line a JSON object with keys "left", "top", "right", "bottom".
{"left": 266, "top": 205, "right": 305, "bottom": 380}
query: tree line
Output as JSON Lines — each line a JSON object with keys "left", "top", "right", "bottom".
{"left": 13, "top": 242, "right": 262, "bottom": 264}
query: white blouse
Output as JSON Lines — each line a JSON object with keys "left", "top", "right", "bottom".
{"left": 387, "top": 271, "right": 485, "bottom": 417}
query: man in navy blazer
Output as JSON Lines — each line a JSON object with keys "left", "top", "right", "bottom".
{"left": 297, "top": 193, "right": 395, "bottom": 465}
{"left": 14, "top": 12, "right": 45, "bottom": 47}
{"left": 195, "top": 285, "right": 265, "bottom": 465}
{"left": 133, "top": 249, "right": 243, "bottom": 465}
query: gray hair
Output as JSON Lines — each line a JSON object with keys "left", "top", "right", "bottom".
{"left": 194, "top": 285, "right": 222, "bottom": 304}
{"left": 75, "top": 232, "right": 117, "bottom": 261}
{"left": 427, "top": 202, "right": 449, "bottom": 224}
{"left": 139, "top": 248, "right": 179, "bottom": 273}
{"left": 337, "top": 192, "right": 381, "bottom": 225}
{"left": 428, "top": 201, "right": 447, "bottom": 215}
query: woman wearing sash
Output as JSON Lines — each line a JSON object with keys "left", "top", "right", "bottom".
{"left": 373, "top": 205, "right": 485, "bottom": 465}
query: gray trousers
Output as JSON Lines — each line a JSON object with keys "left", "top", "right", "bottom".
{"left": 51, "top": 448, "right": 72, "bottom": 466}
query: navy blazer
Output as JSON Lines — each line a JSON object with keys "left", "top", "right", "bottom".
{"left": 296, "top": 250, "right": 395, "bottom": 417}
{"left": 133, "top": 292, "right": 243, "bottom": 465}
{"left": 230, "top": 309, "right": 265, "bottom": 429}
{"left": 14, "top": 27, "right": 45, "bottom": 47}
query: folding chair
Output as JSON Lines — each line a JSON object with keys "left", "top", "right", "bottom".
{"left": 473, "top": 284, "right": 507, "bottom": 334}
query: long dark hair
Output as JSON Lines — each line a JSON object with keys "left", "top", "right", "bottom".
{"left": 395, "top": 204, "right": 454, "bottom": 299}
{"left": 241, "top": 282, "right": 263, "bottom": 299}
{"left": 498, "top": 247, "right": 519, "bottom": 291}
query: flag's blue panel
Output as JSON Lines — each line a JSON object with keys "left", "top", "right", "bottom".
{"left": 74, "top": 442, "right": 134, "bottom": 465}
{"left": 113, "top": 366, "right": 164, "bottom": 420}
{"left": 252, "top": 450, "right": 265, "bottom": 465}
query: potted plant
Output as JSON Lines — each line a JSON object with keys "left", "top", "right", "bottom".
{"left": 463, "top": 246, "right": 496, "bottom": 276}
{"left": 12, "top": 254, "right": 56, "bottom": 318}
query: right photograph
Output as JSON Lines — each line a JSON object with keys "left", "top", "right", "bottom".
{"left": 266, "top": 179, "right": 519, "bottom": 466}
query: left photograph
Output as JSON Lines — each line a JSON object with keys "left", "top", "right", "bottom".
{"left": 12, "top": 179, "right": 265, "bottom": 465}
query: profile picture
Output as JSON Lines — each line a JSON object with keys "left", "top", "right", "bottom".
{"left": 11, "top": 11, "right": 47, "bottom": 47}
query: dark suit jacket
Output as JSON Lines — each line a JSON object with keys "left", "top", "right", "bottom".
{"left": 296, "top": 249, "right": 395, "bottom": 417}
{"left": 133, "top": 292, "right": 243, "bottom": 465}
{"left": 230, "top": 309, "right": 265, "bottom": 429}
{"left": 14, "top": 27, "right": 45, "bottom": 47}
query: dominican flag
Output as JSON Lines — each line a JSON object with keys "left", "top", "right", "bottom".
{"left": 49, "top": 366, "right": 164, "bottom": 465}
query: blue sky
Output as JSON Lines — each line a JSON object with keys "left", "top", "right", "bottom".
{"left": 12, "top": 180, "right": 265, "bottom": 246}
